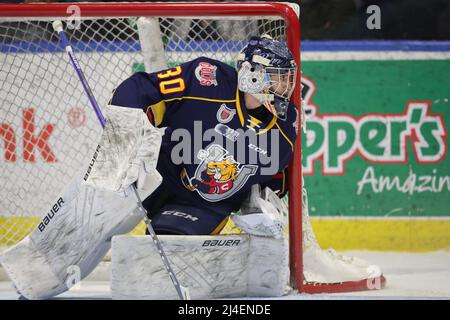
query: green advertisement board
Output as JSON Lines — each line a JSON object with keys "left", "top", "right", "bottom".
{"left": 301, "top": 58, "right": 450, "bottom": 218}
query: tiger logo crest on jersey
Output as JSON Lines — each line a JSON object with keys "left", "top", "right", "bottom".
{"left": 181, "top": 145, "right": 257, "bottom": 202}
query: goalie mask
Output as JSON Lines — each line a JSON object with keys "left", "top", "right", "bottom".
{"left": 237, "top": 35, "right": 297, "bottom": 120}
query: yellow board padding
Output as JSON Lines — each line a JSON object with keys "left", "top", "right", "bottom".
{"left": 310, "top": 218, "right": 450, "bottom": 252}
{"left": 219, "top": 217, "right": 242, "bottom": 235}
{"left": 0, "top": 217, "right": 39, "bottom": 247}
{"left": 2, "top": 217, "right": 450, "bottom": 252}
{"left": 128, "top": 220, "right": 147, "bottom": 236}
{"left": 218, "top": 217, "right": 450, "bottom": 252}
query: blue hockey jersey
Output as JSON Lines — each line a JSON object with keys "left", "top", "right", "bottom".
{"left": 111, "top": 57, "right": 298, "bottom": 218}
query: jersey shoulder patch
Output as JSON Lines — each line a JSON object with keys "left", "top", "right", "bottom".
{"left": 185, "top": 57, "right": 237, "bottom": 100}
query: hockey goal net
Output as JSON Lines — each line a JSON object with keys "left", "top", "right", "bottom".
{"left": 0, "top": 2, "right": 384, "bottom": 294}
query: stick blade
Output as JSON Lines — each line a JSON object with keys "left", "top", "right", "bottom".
{"left": 181, "top": 286, "right": 190, "bottom": 300}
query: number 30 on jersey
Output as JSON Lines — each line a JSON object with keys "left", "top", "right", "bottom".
{"left": 157, "top": 66, "right": 185, "bottom": 94}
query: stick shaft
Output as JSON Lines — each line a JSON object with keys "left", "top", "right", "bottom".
{"left": 53, "top": 24, "right": 106, "bottom": 128}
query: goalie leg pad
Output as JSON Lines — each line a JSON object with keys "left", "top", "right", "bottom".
{"left": 0, "top": 178, "right": 160, "bottom": 300}
{"left": 111, "top": 234, "right": 290, "bottom": 299}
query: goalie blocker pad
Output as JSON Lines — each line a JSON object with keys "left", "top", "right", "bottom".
{"left": 111, "top": 234, "right": 290, "bottom": 299}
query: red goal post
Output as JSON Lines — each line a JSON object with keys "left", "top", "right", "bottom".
{"left": 0, "top": 1, "right": 304, "bottom": 292}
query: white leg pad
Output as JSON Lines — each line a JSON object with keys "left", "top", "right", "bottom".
{"left": 0, "top": 181, "right": 153, "bottom": 300}
{"left": 111, "top": 234, "right": 289, "bottom": 299}
{"left": 0, "top": 236, "right": 61, "bottom": 297}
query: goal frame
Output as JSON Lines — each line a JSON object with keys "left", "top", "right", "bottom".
{"left": 0, "top": 1, "right": 304, "bottom": 292}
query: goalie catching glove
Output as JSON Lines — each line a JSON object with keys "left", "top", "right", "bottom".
{"left": 231, "top": 185, "right": 288, "bottom": 239}
{"left": 84, "top": 104, "right": 164, "bottom": 192}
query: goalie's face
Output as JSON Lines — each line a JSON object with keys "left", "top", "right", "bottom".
{"left": 255, "top": 65, "right": 296, "bottom": 121}
{"left": 267, "top": 67, "right": 297, "bottom": 101}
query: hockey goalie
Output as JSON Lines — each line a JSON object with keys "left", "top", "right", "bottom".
{"left": 0, "top": 35, "right": 384, "bottom": 299}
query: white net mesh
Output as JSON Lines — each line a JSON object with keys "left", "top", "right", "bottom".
{"left": 0, "top": 14, "right": 290, "bottom": 249}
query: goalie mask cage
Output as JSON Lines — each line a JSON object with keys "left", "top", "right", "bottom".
{"left": 0, "top": 2, "right": 384, "bottom": 295}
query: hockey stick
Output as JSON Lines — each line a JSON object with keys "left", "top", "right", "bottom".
{"left": 52, "top": 20, "right": 190, "bottom": 300}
